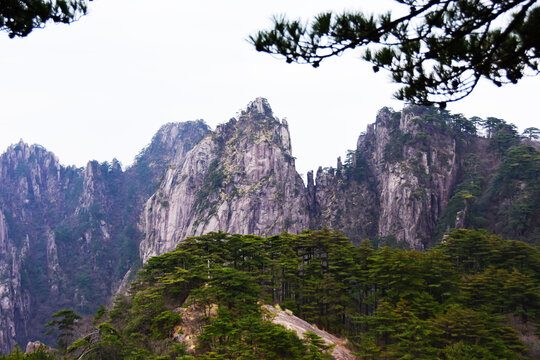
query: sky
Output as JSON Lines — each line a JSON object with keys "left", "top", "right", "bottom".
{"left": 1, "top": 0, "right": 538, "bottom": 179}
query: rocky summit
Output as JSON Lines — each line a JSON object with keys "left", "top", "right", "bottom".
{"left": 141, "top": 98, "right": 308, "bottom": 262}
{"left": 0, "top": 98, "right": 538, "bottom": 353}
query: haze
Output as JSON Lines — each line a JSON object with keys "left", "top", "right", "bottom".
{"left": 1, "top": 0, "right": 538, "bottom": 178}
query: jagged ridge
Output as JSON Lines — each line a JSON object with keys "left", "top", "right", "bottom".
{"left": 0, "top": 98, "right": 538, "bottom": 353}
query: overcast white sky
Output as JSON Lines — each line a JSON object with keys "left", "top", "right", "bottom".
{"left": 1, "top": 0, "right": 538, "bottom": 178}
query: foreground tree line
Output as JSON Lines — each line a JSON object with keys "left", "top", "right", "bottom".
{"left": 4, "top": 228, "right": 540, "bottom": 359}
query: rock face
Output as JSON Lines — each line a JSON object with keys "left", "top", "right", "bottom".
{"left": 140, "top": 100, "right": 536, "bottom": 254}
{"left": 0, "top": 211, "right": 29, "bottom": 353}
{"left": 0, "top": 98, "right": 537, "bottom": 353}
{"left": 307, "top": 107, "right": 461, "bottom": 249}
{"left": 371, "top": 107, "right": 460, "bottom": 249}
{"left": 140, "top": 98, "right": 309, "bottom": 261}
{"left": 172, "top": 302, "right": 354, "bottom": 359}
{"left": 263, "top": 305, "right": 355, "bottom": 360}
{"left": 0, "top": 122, "right": 209, "bottom": 354}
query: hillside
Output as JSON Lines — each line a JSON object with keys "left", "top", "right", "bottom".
{"left": 10, "top": 229, "right": 540, "bottom": 359}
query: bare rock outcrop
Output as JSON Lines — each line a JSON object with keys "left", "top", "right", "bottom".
{"left": 367, "top": 107, "right": 460, "bottom": 249}
{"left": 0, "top": 211, "right": 27, "bottom": 354}
{"left": 141, "top": 98, "right": 309, "bottom": 262}
{"left": 0, "top": 122, "right": 209, "bottom": 353}
{"left": 307, "top": 106, "right": 461, "bottom": 248}
{"left": 263, "top": 305, "right": 356, "bottom": 360}
{"left": 172, "top": 301, "right": 354, "bottom": 359}
{"left": 25, "top": 341, "right": 49, "bottom": 354}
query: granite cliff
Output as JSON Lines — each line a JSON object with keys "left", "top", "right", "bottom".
{"left": 306, "top": 106, "right": 462, "bottom": 249}
{"left": 0, "top": 122, "right": 209, "bottom": 353}
{"left": 0, "top": 98, "right": 538, "bottom": 353}
{"left": 141, "top": 99, "right": 309, "bottom": 262}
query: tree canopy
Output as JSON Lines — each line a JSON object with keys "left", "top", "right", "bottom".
{"left": 0, "top": 0, "right": 90, "bottom": 38}
{"left": 40, "top": 229, "right": 539, "bottom": 359}
{"left": 5, "top": 229, "right": 539, "bottom": 358}
{"left": 45, "top": 309, "right": 82, "bottom": 352}
{"left": 523, "top": 127, "right": 540, "bottom": 139}
{"left": 251, "top": 0, "right": 540, "bottom": 107}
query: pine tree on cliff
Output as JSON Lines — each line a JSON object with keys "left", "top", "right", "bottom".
{"left": 45, "top": 309, "right": 82, "bottom": 352}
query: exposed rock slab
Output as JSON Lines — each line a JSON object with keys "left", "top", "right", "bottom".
{"left": 263, "top": 305, "right": 355, "bottom": 360}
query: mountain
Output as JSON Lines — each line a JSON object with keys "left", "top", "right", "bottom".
{"left": 140, "top": 99, "right": 308, "bottom": 262}
{"left": 141, "top": 99, "right": 539, "bottom": 256}
{"left": 0, "top": 122, "right": 210, "bottom": 353}
{"left": 0, "top": 98, "right": 538, "bottom": 353}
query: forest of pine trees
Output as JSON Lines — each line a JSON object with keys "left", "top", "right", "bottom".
{"left": 6, "top": 228, "right": 538, "bottom": 359}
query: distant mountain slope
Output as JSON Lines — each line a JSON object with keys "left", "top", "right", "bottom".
{"left": 141, "top": 100, "right": 539, "bottom": 256}
{"left": 0, "top": 122, "right": 209, "bottom": 353}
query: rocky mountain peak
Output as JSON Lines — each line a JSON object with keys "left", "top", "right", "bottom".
{"left": 0, "top": 141, "right": 65, "bottom": 208}
{"left": 0, "top": 119, "right": 211, "bottom": 353}
{"left": 215, "top": 98, "right": 292, "bottom": 155}
{"left": 140, "top": 98, "right": 307, "bottom": 262}
{"left": 155, "top": 121, "right": 209, "bottom": 150}
{"left": 1, "top": 141, "right": 60, "bottom": 171}
{"left": 242, "top": 97, "right": 273, "bottom": 117}
{"left": 133, "top": 120, "right": 210, "bottom": 171}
